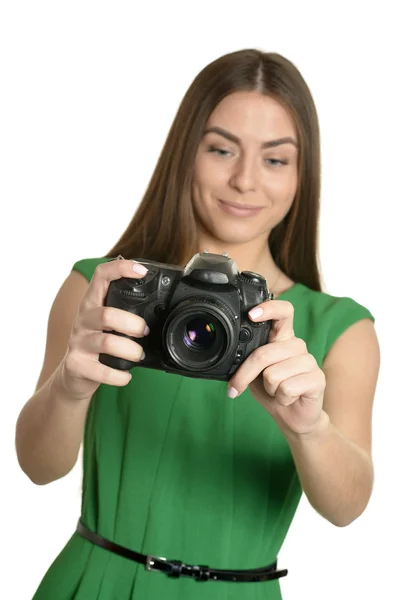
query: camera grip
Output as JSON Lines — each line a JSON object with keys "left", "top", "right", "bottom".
{"left": 98, "top": 277, "right": 147, "bottom": 371}
{"left": 99, "top": 354, "right": 134, "bottom": 371}
{"left": 99, "top": 329, "right": 139, "bottom": 371}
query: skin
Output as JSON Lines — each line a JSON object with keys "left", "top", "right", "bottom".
{"left": 190, "top": 91, "right": 380, "bottom": 525}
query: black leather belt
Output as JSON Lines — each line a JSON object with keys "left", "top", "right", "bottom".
{"left": 76, "top": 519, "right": 288, "bottom": 583}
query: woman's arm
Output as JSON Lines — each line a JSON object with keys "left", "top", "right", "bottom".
{"left": 16, "top": 258, "right": 149, "bottom": 486}
{"left": 228, "top": 299, "right": 380, "bottom": 527}
{"left": 15, "top": 271, "right": 91, "bottom": 485}
{"left": 286, "top": 318, "right": 379, "bottom": 526}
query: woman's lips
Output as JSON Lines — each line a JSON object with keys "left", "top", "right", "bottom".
{"left": 218, "top": 198, "right": 263, "bottom": 218}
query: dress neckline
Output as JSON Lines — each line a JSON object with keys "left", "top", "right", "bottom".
{"left": 274, "top": 282, "right": 303, "bottom": 300}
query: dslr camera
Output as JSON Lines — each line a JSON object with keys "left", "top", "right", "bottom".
{"left": 99, "top": 251, "right": 274, "bottom": 381}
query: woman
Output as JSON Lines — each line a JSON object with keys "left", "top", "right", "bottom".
{"left": 16, "top": 48, "right": 380, "bottom": 600}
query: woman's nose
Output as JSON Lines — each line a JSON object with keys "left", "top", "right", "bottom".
{"left": 229, "top": 156, "right": 258, "bottom": 193}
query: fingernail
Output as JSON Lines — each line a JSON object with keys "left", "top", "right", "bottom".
{"left": 227, "top": 386, "right": 239, "bottom": 399}
{"left": 248, "top": 307, "right": 263, "bottom": 320}
{"left": 141, "top": 350, "right": 146, "bottom": 361}
{"left": 144, "top": 325, "right": 150, "bottom": 336}
{"left": 132, "top": 262, "right": 148, "bottom": 275}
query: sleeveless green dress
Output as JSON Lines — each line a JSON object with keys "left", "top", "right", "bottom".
{"left": 32, "top": 257, "right": 374, "bottom": 600}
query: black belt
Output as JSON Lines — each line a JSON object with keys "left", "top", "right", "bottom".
{"left": 76, "top": 519, "right": 288, "bottom": 583}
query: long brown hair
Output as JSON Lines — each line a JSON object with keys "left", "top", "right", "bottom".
{"left": 107, "top": 49, "right": 322, "bottom": 291}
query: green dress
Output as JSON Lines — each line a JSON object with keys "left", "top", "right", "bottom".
{"left": 32, "top": 257, "right": 374, "bottom": 600}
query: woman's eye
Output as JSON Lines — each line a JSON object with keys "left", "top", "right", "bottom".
{"left": 207, "top": 146, "right": 288, "bottom": 166}
{"left": 207, "top": 146, "right": 231, "bottom": 157}
{"left": 264, "top": 158, "right": 288, "bottom": 167}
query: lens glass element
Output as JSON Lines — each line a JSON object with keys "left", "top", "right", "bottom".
{"left": 184, "top": 318, "right": 216, "bottom": 351}
{"left": 164, "top": 302, "right": 236, "bottom": 372}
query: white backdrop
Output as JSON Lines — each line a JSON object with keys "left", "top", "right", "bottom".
{"left": 1, "top": 1, "right": 397, "bottom": 599}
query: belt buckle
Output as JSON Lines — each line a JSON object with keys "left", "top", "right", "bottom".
{"left": 146, "top": 555, "right": 167, "bottom": 573}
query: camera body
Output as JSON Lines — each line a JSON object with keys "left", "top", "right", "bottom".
{"left": 99, "top": 252, "right": 274, "bottom": 381}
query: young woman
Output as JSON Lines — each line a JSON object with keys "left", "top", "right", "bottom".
{"left": 16, "top": 48, "right": 380, "bottom": 600}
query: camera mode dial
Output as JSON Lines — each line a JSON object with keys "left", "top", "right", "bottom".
{"left": 238, "top": 271, "right": 266, "bottom": 287}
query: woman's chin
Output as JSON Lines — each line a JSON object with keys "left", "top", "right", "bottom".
{"left": 207, "top": 224, "right": 266, "bottom": 247}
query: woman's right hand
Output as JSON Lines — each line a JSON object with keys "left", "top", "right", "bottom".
{"left": 57, "top": 259, "right": 149, "bottom": 401}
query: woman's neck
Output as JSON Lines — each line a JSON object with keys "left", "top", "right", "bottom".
{"left": 194, "top": 233, "right": 295, "bottom": 297}
{"left": 196, "top": 235, "right": 276, "bottom": 278}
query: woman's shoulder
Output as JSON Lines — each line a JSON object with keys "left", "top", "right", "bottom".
{"left": 71, "top": 256, "right": 110, "bottom": 282}
{"left": 288, "top": 282, "right": 374, "bottom": 321}
{"left": 282, "top": 282, "right": 375, "bottom": 364}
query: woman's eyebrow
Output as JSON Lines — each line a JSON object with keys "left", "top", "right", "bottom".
{"left": 203, "top": 126, "right": 298, "bottom": 149}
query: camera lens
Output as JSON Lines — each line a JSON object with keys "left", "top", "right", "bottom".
{"left": 184, "top": 318, "right": 216, "bottom": 351}
{"left": 163, "top": 298, "right": 236, "bottom": 372}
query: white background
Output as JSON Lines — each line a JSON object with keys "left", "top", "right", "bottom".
{"left": 1, "top": 1, "right": 398, "bottom": 598}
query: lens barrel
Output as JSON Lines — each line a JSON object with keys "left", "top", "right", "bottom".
{"left": 163, "top": 297, "right": 236, "bottom": 371}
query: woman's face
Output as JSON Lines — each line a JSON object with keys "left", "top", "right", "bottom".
{"left": 192, "top": 91, "right": 299, "bottom": 247}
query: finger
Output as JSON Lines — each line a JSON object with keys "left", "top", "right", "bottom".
{"left": 274, "top": 370, "right": 326, "bottom": 407}
{"left": 78, "top": 306, "right": 149, "bottom": 337}
{"left": 80, "top": 332, "right": 145, "bottom": 363}
{"left": 262, "top": 354, "right": 317, "bottom": 397}
{"left": 81, "top": 259, "right": 149, "bottom": 311}
{"left": 248, "top": 300, "right": 295, "bottom": 342}
{"left": 228, "top": 337, "right": 307, "bottom": 397}
{"left": 65, "top": 351, "right": 132, "bottom": 388}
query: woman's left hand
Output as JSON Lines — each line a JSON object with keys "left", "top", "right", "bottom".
{"left": 227, "top": 300, "right": 327, "bottom": 438}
